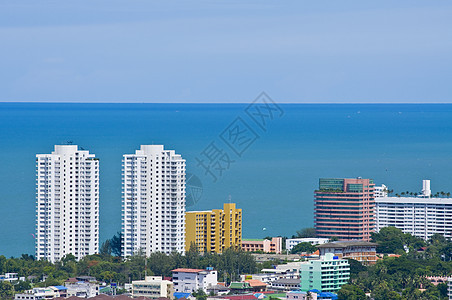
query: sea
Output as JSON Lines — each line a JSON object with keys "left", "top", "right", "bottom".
{"left": 1, "top": 103, "right": 452, "bottom": 258}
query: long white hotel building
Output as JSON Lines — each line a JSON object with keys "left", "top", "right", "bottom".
{"left": 376, "top": 180, "right": 452, "bottom": 240}
{"left": 36, "top": 145, "right": 99, "bottom": 262}
{"left": 122, "top": 145, "right": 186, "bottom": 257}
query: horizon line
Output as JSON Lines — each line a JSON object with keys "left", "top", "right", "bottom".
{"left": 1, "top": 101, "right": 452, "bottom": 105}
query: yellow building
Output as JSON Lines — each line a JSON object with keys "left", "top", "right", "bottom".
{"left": 185, "top": 203, "right": 242, "bottom": 253}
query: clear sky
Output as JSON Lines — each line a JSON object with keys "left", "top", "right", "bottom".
{"left": 1, "top": 1, "right": 451, "bottom": 103}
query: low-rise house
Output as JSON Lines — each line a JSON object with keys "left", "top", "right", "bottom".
{"left": 300, "top": 253, "right": 350, "bottom": 293}
{"left": 15, "top": 286, "right": 67, "bottom": 300}
{"left": 317, "top": 241, "right": 377, "bottom": 265}
{"left": 448, "top": 277, "right": 452, "bottom": 300}
{"left": 228, "top": 282, "right": 252, "bottom": 293}
{"left": 1, "top": 273, "right": 20, "bottom": 282}
{"left": 244, "top": 280, "right": 267, "bottom": 292}
{"left": 269, "top": 278, "right": 301, "bottom": 291}
{"left": 132, "top": 276, "right": 174, "bottom": 299}
{"left": 206, "top": 284, "right": 229, "bottom": 295}
{"left": 287, "top": 290, "right": 318, "bottom": 300}
{"left": 65, "top": 280, "right": 99, "bottom": 298}
{"left": 286, "top": 238, "right": 329, "bottom": 252}
{"left": 172, "top": 268, "right": 217, "bottom": 293}
{"left": 242, "top": 238, "right": 283, "bottom": 254}
{"left": 261, "top": 261, "right": 302, "bottom": 279}
{"left": 425, "top": 276, "right": 449, "bottom": 286}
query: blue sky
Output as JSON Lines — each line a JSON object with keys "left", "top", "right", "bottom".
{"left": 0, "top": 1, "right": 451, "bottom": 103}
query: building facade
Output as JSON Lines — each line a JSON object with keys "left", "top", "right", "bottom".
{"left": 185, "top": 203, "right": 242, "bottom": 253}
{"left": 376, "top": 196, "right": 452, "bottom": 240}
{"left": 287, "top": 291, "right": 318, "bottom": 300}
{"left": 172, "top": 268, "right": 218, "bottom": 293}
{"left": 36, "top": 145, "right": 99, "bottom": 262}
{"left": 65, "top": 281, "right": 99, "bottom": 298}
{"left": 241, "top": 237, "right": 283, "bottom": 254}
{"left": 286, "top": 238, "right": 329, "bottom": 252}
{"left": 132, "top": 276, "right": 174, "bottom": 299}
{"left": 300, "top": 253, "right": 350, "bottom": 293}
{"left": 317, "top": 241, "right": 377, "bottom": 265}
{"left": 122, "top": 145, "right": 186, "bottom": 257}
{"left": 374, "top": 184, "right": 388, "bottom": 198}
{"left": 314, "top": 178, "right": 375, "bottom": 241}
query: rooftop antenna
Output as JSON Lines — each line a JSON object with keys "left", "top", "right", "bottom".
{"left": 228, "top": 195, "right": 232, "bottom": 203}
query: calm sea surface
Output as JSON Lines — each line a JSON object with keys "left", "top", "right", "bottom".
{"left": 1, "top": 103, "right": 452, "bottom": 257}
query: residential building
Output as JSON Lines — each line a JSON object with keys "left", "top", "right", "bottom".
{"left": 241, "top": 237, "right": 282, "bottom": 254}
{"left": 15, "top": 286, "right": 67, "bottom": 300}
{"left": 65, "top": 280, "right": 99, "bottom": 298}
{"left": 132, "top": 276, "right": 174, "bottom": 299}
{"left": 172, "top": 268, "right": 217, "bottom": 293}
{"left": 270, "top": 278, "right": 301, "bottom": 291}
{"left": 314, "top": 178, "right": 375, "bottom": 241}
{"left": 244, "top": 280, "right": 267, "bottom": 292}
{"left": 0, "top": 273, "right": 20, "bottom": 282}
{"left": 287, "top": 290, "right": 318, "bottom": 300}
{"left": 317, "top": 241, "right": 377, "bottom": 265}
{"left": 374, "top": 184, "right": 388, "bottom": 198}
{"left": 185, "top": 203, "right": 242, "bottom": 253}
{"left": 260, "top": 261, "right": 302, "bottom": 279}
{"left": 300, "top": 253, "right": 350, "bottom": 293}
{"left": 228, "top": 282, "right": 252, "bottom": 293}
{"left": 36, "top": 145, "right": 99, "bottom": 262}
{"left": 122, "top": 145, "right": 186, "bottom": 257}
{"left": 448, "top": 276, "right": 452, "bottom": 300}
{"left": 375, "top": 181, "right": 452, "bottom": 240}
{"left": 286, "top": 238, "right": 329, "bottom": 252}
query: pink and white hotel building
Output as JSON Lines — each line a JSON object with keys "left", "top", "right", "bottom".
{"left": 315, "top": 178, "right": 375, "bottom": 241}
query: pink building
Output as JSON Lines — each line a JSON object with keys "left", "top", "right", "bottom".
{"left": 241, "top": 237, "right": 282, "bottom": 254}
{"left": 315, "top": 178, "right": 375, "bottom": 241}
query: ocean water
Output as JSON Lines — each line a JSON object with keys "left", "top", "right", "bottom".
{"left": 1, "top": 103, "right": 452, "bottom": 257}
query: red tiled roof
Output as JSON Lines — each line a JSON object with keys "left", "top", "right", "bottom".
{"left": 88, "top": 295, "right": 113, "bottom": 299}
{"left": 172, "top": 268, "right": 205, "bottom": 273}
{"left": 113, "top": 295, "right": 133, "bottom": 300}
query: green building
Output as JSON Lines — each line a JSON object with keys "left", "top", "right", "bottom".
{"left": 300, "top": 253, "right": 350, "bottom": 293}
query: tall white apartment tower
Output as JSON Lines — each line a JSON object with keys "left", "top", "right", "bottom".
{"left": 122, "top": 145, "right": 186, "bottom": 257}
{"left": 36, "top": 145, "right": 99, "bottom": 262}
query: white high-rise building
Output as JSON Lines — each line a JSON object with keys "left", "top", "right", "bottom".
{"left": 374, "top": 184, "right": 388, "bottom": 198}
{"left": 376, "top": 180, "right": 452, "bottom": 240}
{"left": 36, "top": 145, "right": 99, "bottom": 262}
{"left": 122, "top": 145, "right": 186, "bottom": 257}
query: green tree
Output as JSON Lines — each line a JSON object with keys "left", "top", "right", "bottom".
{"left": 192, "top": 288, "right": 207, "bottom": 300}
{"left": 110, "top": 232, "right": 122, "bottom": 257}
{"left": 0, "top": 281, "right": 14, "bottom": 299}
{"left": 295, "top": 228, "right": 316, "bottom": 238}
{"left": 290, "top": 242, "right": 316, "bottom": 254}
{"left": 100, "top": 239, "right": 112, "bottom": 257}
{"left": 337, "top": 284, "right": 366, "bottom": 300}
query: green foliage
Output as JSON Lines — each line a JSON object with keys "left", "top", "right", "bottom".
{"left": 295, "top": 228, "right": 316, "bottom": 238}
{"left": 110, "top": 232, "right": 122, "bottom": 257}
{"left": 290, "top": 242, "right": 316, "bottom": 254}
{"left": 192, "top": 288, "right": 207, "bottom": 300}
{"left": 371, "top": 227, "right": 425, "bottom": 254}
{"left": 337, "top": 284, "right": 366, "bottom": 300}
{"left": 14, "top": 280, "right": 31, "bottom": 292}
{"left": 0, "top": 281, "right": 15, "bottom": 299}
{"left": 0, "top": 247, "right": 256, "bottom": 286}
